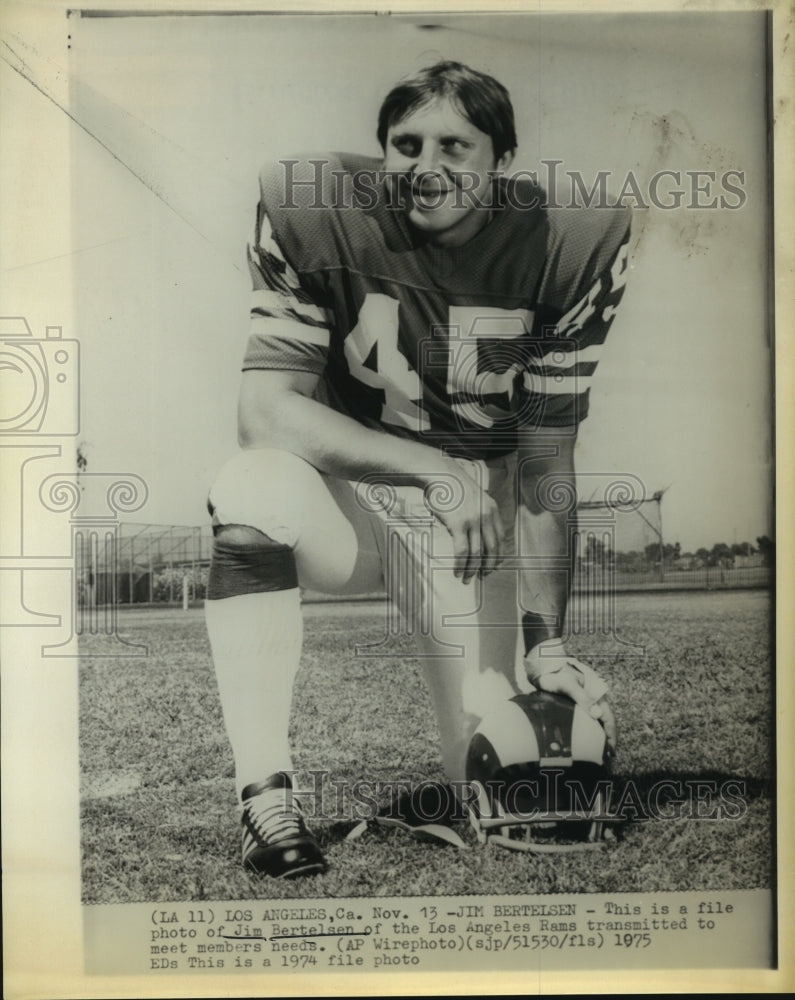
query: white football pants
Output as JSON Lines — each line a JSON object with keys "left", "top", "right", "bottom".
{"left": 207, "top": 447, "right": 530, "bottom": 783}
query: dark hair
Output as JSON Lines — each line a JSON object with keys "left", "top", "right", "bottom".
{"left": 377, "top": 60, "right": 517, "bottom": 161}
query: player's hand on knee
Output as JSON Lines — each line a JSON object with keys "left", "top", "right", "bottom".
{"left": 424, "top": 466, "right": 505, "bottom": 583}
{"left": 524, "top": 639, "right": 617, "bottom": 756}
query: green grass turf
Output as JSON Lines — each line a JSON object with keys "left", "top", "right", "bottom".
{"left": 79, "top": 590, "right": 774, "bottom": 902}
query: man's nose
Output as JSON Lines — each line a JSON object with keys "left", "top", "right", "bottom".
{"left": 413, "top": 141, "right": 442, "bottom": 175}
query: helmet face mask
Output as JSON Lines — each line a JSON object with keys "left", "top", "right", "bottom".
{"left": 465, "top": 691, "right": 621, "bottom": 852}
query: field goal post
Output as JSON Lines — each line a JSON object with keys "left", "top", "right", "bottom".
{"left": 574, "top": 486, "right": 667, "bottom": 590}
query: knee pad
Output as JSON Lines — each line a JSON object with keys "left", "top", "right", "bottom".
{"left": 208, "top": 449, "right": 321, "bottom": 548}
{"left": 207, "top": 524, "right": 298, "bottom": 600}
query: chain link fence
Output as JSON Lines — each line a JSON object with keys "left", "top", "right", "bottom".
{"left": 77, "top": 498, "right": 771, "bottom": 610}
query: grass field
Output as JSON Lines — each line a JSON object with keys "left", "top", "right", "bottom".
{"left": 79, "top": 590, "right": 774, "bottom": 903}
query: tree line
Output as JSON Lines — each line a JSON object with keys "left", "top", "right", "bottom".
{"left": 579, "top": 535, "right": 774, "bottom": 570}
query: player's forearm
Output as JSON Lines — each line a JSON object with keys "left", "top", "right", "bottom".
{"left": 239, "top": 385, "right": 457, "bottom": 488}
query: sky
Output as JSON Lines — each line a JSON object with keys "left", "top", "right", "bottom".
{"left": 2, "top": 9, "right": 774, "bottom": 553}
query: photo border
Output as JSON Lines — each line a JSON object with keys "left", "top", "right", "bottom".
{"left": 1, "top": 0, "right": 792, "bottom": 996}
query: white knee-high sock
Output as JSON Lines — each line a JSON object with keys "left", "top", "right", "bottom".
{"left": 413, "top": 569, "right": 525, "bottom": 785}
{"left": 205, "top": 588, "right": 303, "bottom": 799}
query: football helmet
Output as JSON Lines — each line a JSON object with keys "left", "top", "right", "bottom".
{"left": 465, "top": 691, "right": 620, "bottom": 852}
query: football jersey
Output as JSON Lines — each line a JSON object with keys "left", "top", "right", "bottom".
{"left": 243, "top": 153, "right": 631, "bottom": 460}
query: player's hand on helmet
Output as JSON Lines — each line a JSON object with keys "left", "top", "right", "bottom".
{"left": 423, "top": 461, "right": 505, "bottom": 584}
{"left": 524, "top": 639, "right": 617, "bottom": 757}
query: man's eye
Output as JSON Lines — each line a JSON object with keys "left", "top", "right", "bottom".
{"left": 442, "top": 140, "right": 469, "bottom": 154}
{"left": 392, "top": 138, "right": 419, "bottom": 157}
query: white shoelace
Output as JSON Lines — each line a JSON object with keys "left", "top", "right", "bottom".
{"left": 245, "top": 788, "right": 303, "bottom": 844}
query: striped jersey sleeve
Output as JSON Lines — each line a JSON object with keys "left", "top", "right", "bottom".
{"left": 241, "top": 200, "right": 333, "bottom": 375}
{"left": 524, "top": 224, "right": 630, "bottom": 427}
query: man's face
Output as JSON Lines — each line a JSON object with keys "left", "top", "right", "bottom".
{"left": 382, "top": 98, "right": 513, "bottom": 248}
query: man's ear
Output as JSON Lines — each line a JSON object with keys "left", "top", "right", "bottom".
{"left": 495, "top": 149, "right": 514, "bottom": 173}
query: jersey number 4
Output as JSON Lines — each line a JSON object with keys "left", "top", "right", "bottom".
{"left": 343, "top": 294, "right": 431, "bottom": 432}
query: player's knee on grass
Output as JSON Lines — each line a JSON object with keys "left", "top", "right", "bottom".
{"left": 207, "top": 524, "right": 298, "bottom": 599}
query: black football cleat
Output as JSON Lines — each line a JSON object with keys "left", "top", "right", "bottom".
{"left": 241, "top": 772, "right": 326, "bottom": 879}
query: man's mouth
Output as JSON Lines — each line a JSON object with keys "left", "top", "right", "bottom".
{"left": 411, "top": 172, "right": 453, "bottom": 203}
{"left": 411, "top": 183, "right": 453, "bottom": 208}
